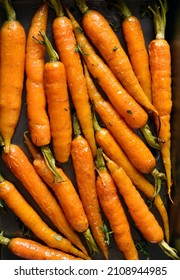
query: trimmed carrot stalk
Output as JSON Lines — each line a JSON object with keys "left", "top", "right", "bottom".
{"left": 0, "top": 232, "right": 82, "bottom": 260}
{"left": 0, "top": 0, "right": 26, "bottom": 153}
{"left": 48, "top": 0, "right": 96, "bottom": 157}
{"left": 95, "top": 148, "right": 139, "bottom": 260}
{"left": 66, "top": 7, "right": 148, "bottom": 129}
{"left": 25, "top": 3, "right": 51, "bottom": 147}
{"left": 71, "top": 114, "right": 109, "bottom": 259}
{"left": 0, "top": 174, "right": 91, "bottom": 259}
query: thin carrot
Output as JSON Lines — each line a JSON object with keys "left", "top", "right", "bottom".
{"left": 148, "top": 0, "right": 172, "bottom": 198}
{"left": 66, "top": 7, "right": 148, "bottom": 129}
{"left": 2, "top": 144, "right": 88, "bottom": 255}
{"left": 0, "top": 0, "right": 26, "bottom": 153}
{"left": 93, "top": 111, "right": 169, "bottom": 243}
{"left": 75, "top": 0, "right": 157, "bottom": 115}
{"left": 71, "top": 114, "right": 109, "bottom": 259}
{"left": 25, "top": 3, "right": 51, "bottom": 147}
{"left": 0, "top": 232, "right": 82, "bottom": 260}
{"left": 47, "top": 0, "right": 97, "bottom": 157}
{"left": 103, "top": 155, "right": 179, "bottom": 259}
{"left": 95, "top": 148, "right": 139, "bottom": 260}
{"left": 0, "top": 174, "right": 90, "bottom": 259}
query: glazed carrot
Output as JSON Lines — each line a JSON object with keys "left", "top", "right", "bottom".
{"left": 84, "top": 63, "right": 156, "bottom": 174}
{"left": 0, "top": 174, "right": 90, "bottom": 259}
{"left": 2, "top": 144, "right": 88, "bottom": 255}
{"left": 103, "top": 155, "right": 179, "bottom": 259}
{"left": 66, "top": 7, "right": 148, "bottom": 129}
{"left": 93, "top": 111, "right": 169, "bottom": 243}
{"left": 48, "top": 0, "right": 96, "bottom": 157}
{"left": 0, "top": 233, "right": 82, "bottom": 260}
{"left": 75, "top": 0, "right": 157, "bottom": 114}
{"left": 0, "top": 0, "right": 26, "bottom": 153}
{"left": 71, "top": 114, "right": 109, "bottom": 259}
{"left": 95, "top": 148, "right": 139, "bottom": 260}
{"left": 25, "top": 3, "right": 51, "bottom": 147}
{"left": 148, "top": 0, "right": 172, "bottom": 198}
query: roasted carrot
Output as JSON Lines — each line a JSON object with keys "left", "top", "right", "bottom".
{"left": 103, "top": 155, "right": 179, "bottom": 259}
{"left": 25, "top": 3, "right": 51, "bottom": 147}
{"left": 93, "top": 111, "right": 169, "bottom": 243}
{"left": 66, "top": 7, "right": 148, "bottom": 129}
{"left": 47, "top": 0, "right": 96, "bottom": 157}
{"left": 0, "top": 232, "right": 82, "bottom": 260}
{"left": 75, "top": 0, "right": 157, "bottom": 115}
{"left": 71, "top": 114, "right": 109, "bottom": 259}
{"left": 24, "top": 132, "right": 98, "bottom": 256}
{"left": 148, "top": 0, "right": 172, "bottom": 198}
{"left": 95, "top": 148, "right": 139, "bottom": 260}
{"left": 0, "top": 174, "right": 90, "bottom": 259}
{"left": 2, "top": 144, "right": 88, "bottom": 255}
{"left": 0, "top": 0, "right": 26, "bottom": 153}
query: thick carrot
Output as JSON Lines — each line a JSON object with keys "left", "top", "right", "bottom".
{"left": 75, "top": 0, "right": 157, "bottom": 114}
{"left": 48, "top": 0, "right": 96, "bottom": 157}
{"left": 103, "top": 155, "right": 179, "bottom": 259}
{"left": 71, "top": 114, "right": 109, "bottom": 259}
{"left": 0, "top": 0, "right": 26, "bottom": 153}
{"left": 0, "top": 174, "right": 90, "bottom": 259}
{"left": 93, "top": 112, "right": 169, "bottom": 243}
{"left": 148, "top": 0, "right": 172, "bottom": 198}
{"left": 0, "top": 233, "right": 82, "bottom": 260}
{"left": 2, "top": 144, "right": 88, "bottom": 255}
{"left": 84, "top": 63, "right": 156, "bottom": 174}
{"left": 66, "top": 7, "right": 148, "bottom": 129}
{"left": 25, "top": 3, "right": 51, "bottom": 147}
{"left": 95, "top": 148, "right": 139, "bottom": 260}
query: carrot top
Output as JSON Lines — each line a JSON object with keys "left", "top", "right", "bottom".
{"left": 0, "top": 0, "right": 16, "bottom": 21}
{"left": 107, "top": 0, "right": 132, "bottom": 18}
{"left": 45, "top": 0, "right": 64, "bottom": 17}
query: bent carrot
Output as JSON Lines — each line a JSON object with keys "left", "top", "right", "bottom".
{"left": 71, "top": 114, "right": 109, "bottom": 259}
{"left": 0, "top": 174, "right": 90, "bottom": 259}
{"left": 25, "top": 3, "right": 51, "bottom": 147}
{"left": 66, "top": 7, "right": 148, "bottom": 129}
{"left": 0, "top": 0, "right": 26, "bottom": 153}
{"left": 0, "top": 232, "right": 82, "bottom": 260}
{"left": 95, "top": 148, "right": 139, "bottom": 260}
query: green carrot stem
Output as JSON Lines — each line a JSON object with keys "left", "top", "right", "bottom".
{"left": 76, "top": 0, "right": 89, "bottom": 14}
{"left": 140, "top": 123, "right": 160, "bottom": 150}
{"left": 96, "top": 148, "right": 106, "bottom": 171}
{"left": 72, "top": 114, "right": 82, "bottom": 137}
{"left": 24, "top": 132, "right": 42, "bottom": 160}
{"left": 83, "top": 228, "right": 99, "bottom": 255}
{"left": 0, "top": 0, "right": 16, "bottom": 21}
{"left": 108, "top": 0, "right": 132, "bottom": 18}
{"left": 151, "top": 168, "right": 166, "bottom": 197}
{"left": 0, "top": 232, "right": 10, "bottom": 246}
{"left": 159, "top": 239, "right": 180, "bottom": 260}
{"left": 45, "top": 0, "right": 64, "bottom": 18}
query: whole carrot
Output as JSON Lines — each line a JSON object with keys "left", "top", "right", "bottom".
{"left": 66, "top": 7, "right": 148, "bottom": 129}
{"left": 95, "top": 148, "right": 139, "bottom": 260}
{"left": 71, "top": 114, "right": 109, "bottom": 259}
{"left": 0, "top": 0, "right": 26, "bottom": 153}
{"left": 0, "top": 174, "right": 90, "bottom": 259}
{"left": 47, "top": 0, "right": 97, "bottom": 157}
{"left": 0, "top": 232, "right": 82, "bottom": 260}
{"left": 25, "top": 3, "right": 51, "bottom": 147}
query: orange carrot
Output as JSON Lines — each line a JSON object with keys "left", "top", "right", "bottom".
{"left": 66, "top": 7, "right": 148, "bottom": 129}
{"left": 95, "top": 148, "right": 139, "bottom": 260}
{"left": 0, "top": 0, "right": 26, "bottom": 153}
{"left": 48, "top": 0, "right": 96, "bottom": 157}
{"left": 0, "top": 232, "right": 82, "bottom": 260}
{"left": 0, "top": 174, "right": 90, "bottom": 259}
{"left": 25, "top": 3, "right": 51, "bottom": 147}
{"left": 71, "top": 114, "right": 109, "bottom": 259}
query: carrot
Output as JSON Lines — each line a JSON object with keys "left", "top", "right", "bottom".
{"left": 148, "top": 0, "right": 172, "bottom": 198}
{"left": 47, "top": 0, "right": 96, "bottom": 157}
{"left": 75, "top": 0, "right": 157, "bottom": 115}
{"left": 25, "top": 3, "right": 51, "bottom": 147}
{"left": 0, "top": 0, "right": 26, "bottom": 153}
{"left": 24, "top": 132, "right": 98, "bottom": 256}
{"left": 95, "top": 148, "right": 139, "bottom": 260}
{"left": 0, "top": 174, "right": 91, "bottom": 259}
{"left": 2, "top": 144, "right": 88, "bottom": 256}
{"left": 93, "top": 111, "right": 169, "bottom": 243}
{"left": 103, "top": 155, "right": 179, "bottom": 259}
{"left": 71, "top": 114, "right": 109, "bottom": 259}
{"left": 0, "top": 232, "right": 82, "bottom": 260}
{"left": 66, "top": 7, "right": 148, "bottom": 129}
